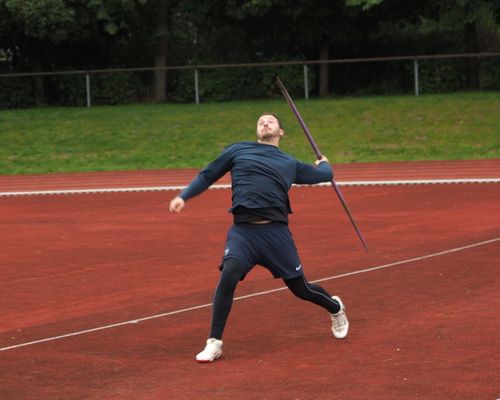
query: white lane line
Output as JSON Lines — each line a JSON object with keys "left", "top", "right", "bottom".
{"left": 1, "top": 236, "right": 498, "bottom": 353}
{"left": 1, "top": 178, "right": 499, "bottom": 196}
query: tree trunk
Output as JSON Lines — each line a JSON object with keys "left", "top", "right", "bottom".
{"left": 154, "top": 0, "right": 169, "bottom": 102}
{"left": 319, "top": 42, "right": 329, "bottom": 97}
{"left": 464, "top": 19, "right": 480, "bottom": 90}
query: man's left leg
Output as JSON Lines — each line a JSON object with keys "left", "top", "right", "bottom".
{"left": 284, "top": 275, "right": 349, "bottom": 339}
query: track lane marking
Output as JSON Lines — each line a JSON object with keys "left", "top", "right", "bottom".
{"left": 1, "top": 178, "right": 499, "bottom": 196}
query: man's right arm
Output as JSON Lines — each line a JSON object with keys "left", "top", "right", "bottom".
{"left": 169, "top": 145, "right": 234, "bottom": 212}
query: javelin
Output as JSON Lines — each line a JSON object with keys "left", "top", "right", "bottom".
{"left": 275, "top": 76, "right": 369, "bottom": 252}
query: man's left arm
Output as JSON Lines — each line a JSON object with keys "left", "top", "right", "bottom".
{"left": 294, "top": 155, "right": 333, "bottom": 184}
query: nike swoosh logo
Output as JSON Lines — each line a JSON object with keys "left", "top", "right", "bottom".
{"left": 296, "top": 264, "right": 302, "bottom": 271}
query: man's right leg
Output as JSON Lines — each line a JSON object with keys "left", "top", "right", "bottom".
{"left": 196, "top": 258, "right": 245, "bottom": 362}
{"left": 210, "top": 258, "right": 245, "bottom": 339}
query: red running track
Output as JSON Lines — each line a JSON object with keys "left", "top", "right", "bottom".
{"left": 0, "top": 162, "right": 499, "bottom": 399}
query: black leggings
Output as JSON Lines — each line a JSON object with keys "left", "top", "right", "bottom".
{"left": 209, "top": 259, "right": 340, "bottom": 339}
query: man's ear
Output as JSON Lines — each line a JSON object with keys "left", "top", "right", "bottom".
{"left": 279, "top": 129, "right": 285, "bottom": 137}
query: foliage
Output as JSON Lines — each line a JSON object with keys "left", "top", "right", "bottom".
{"left": 345, "top": 0, "right": 384, "bottom": 10}
{"left": 5, "top": 0, "right": 75, "bottom": 43}
{"left": 0, "top": 76, "right": 35, "bottom": 108}
{"left": 3, "top": 0, "right": 143, "bottom": 41}
{"left": 164, "top": 63, "right": 315, "bottom": 103}
{"left": 419, "top": 60, "right": 465, "bottom": 93}
{"left": 56, "top": 72, "right": 147, "bottom": 106}
{"left": 480, "top": 58, "right": 500, "bottom": 90}
{"left": 56, "top": 74, "right": 88, "bottom": 106}
{"left": 0, "top": 0, "right": 146, "bottom": 74}
{"left": 196, "top": 65, "right": 313, "bottom": 102}
{"left": 91, "top": 72, "right": 146, "bottom": 105}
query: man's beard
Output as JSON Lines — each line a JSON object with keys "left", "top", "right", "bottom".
{"left": 258, "top": 132, "right": 276, "bottom": 141}
{"left": 258, "top": 128, "right": 280, "bottom": 142}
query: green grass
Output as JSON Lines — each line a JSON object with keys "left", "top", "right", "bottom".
{"left": 0, "top": 92, "right": 499, "bottom": 174}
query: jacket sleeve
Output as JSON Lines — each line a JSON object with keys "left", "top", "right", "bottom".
{"left": 294, "top": 160, "right": 333, "bottom": 184}
{"left": 179, "top": 146, "right": 234, "bottom": 201}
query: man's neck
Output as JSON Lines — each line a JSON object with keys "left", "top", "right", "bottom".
{"left": 257, "top": 138, "right": 280, "bottom": 147}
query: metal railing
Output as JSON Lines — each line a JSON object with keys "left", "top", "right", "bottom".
{"left": 1, "top": 52, "right": 499, "bottom": 107}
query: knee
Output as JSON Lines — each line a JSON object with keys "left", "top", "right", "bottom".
{"left": 286, "top": 284, "right": 309, "bottom": 300}
{"left": 220, "top": 259, "right": 245, "bottom": 287}
{"left": 289, "top": 287, "right": 309, "bottom": 300}
{"left": 285, "top": 276, "right": 310, "bottom": 300}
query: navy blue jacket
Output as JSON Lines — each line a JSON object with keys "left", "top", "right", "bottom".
{"left": 180, "top": 142, "right": 333, "bottom": 214}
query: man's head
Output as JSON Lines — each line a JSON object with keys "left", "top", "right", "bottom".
{"left": 256, "top": 113, "right": 284, "bottom": 146}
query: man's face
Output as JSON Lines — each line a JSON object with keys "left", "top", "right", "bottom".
{"left": 256, "top": 114, "right": 283, "bottom": 141}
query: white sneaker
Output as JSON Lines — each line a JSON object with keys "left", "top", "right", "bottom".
{"left": 330, "top": 296, "right": 349, "bottom": 339}
{"left": 195, "top": 338, "right": 223, "bottom": 363}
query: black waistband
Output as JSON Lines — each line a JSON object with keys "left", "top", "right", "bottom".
{"left": 232, "top": 206, "right": 288, "bottom": 224}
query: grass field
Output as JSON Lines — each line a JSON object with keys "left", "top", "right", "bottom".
{"left": 0, "top": 92, "right": 499, "bottom": 174}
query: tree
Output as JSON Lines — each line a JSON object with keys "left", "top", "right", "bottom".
{"left": 423, "top": 0, "right": 500, "bottom": 89}
{"left": 2, "top": 0, "right": 498, "bottom": 106}
{"left": 149, "top": 0, "right": 184, "bottom": 102}
{"left": 195, "top": 0, "right": 358, "bottom": 96}
{"left": 0, "top": 0, "right": 144, "bottom": 103}
{"left": 348, "top": 0, "right": 500, "bottom": 89}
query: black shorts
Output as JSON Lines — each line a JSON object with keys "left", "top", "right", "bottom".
{"left": 221, "top": 222, "right": 303, "bottom": 280}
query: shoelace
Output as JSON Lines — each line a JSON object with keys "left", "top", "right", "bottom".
{"left": 205, "top": 343, "right": 221, "bottom": 355}
{"left": 332, "top": 311, "right": 347, "bottom": 329}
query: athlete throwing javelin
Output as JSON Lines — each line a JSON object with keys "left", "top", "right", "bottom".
{"left": 169, "top": 113, "right": 349, "bottom": 363}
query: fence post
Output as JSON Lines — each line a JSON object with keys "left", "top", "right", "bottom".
{"left": 478, "top": 56, "right": 482, "bottom": 91}
{"left": 303, "top": 64, "right": 309, "bottom": 100}
{"left": 86, "top": 73, "right": 92, "bottom": 107}
{"left": 194, "top": 68, "right": 200, "bottom": 105}
{"left": 413, "top": 59, "right": 419, "bottom": 96}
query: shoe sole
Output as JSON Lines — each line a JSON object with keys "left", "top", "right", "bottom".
{"left": 196, "top": 355, "right": 222, "bottom": 363}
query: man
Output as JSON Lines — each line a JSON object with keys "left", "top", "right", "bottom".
{"left": 169, "top": 113, "right": 349, "bottom": 363}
